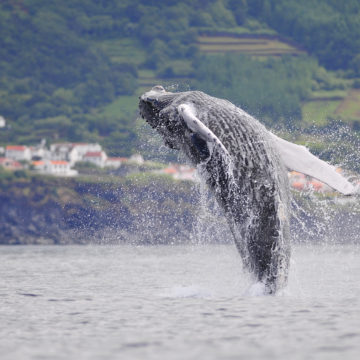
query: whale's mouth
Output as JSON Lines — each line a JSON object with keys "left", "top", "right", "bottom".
{"left": 139, "top": 86, "right": 175, "bottom": 130}
{"left": 139, "top": 99, "right": 161, "bottom": 130}
{"left": 139, "top": 87, "right": 181, "bottom": 150}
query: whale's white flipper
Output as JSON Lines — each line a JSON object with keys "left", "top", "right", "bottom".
{"left": 270, "top": 132, "right": 356, "bottom": 195}
{"left": 178, "top": 104, "right": 230, "bottom": 158}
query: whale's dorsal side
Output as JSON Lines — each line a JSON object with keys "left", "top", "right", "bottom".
{"left": 270, "top": 132, "right": 356, "bottom": 195}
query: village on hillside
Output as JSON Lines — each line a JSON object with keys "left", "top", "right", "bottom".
{"left": 0, "top": 141, "right": 142, "bottom": 176}
{"left": 0, "top": 139, "right": 356, "bottom": 194}
{"left": 0, "top": 139, "right": 199, "bottom": 181}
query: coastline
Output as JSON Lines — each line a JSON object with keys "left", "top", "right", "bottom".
{"left": 0, "top": 172, "right": 359, "bottom": 245}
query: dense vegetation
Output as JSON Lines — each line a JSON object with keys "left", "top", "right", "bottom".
{"left": 0, "top": 0, "right": 359, "bottom": 156}
{"left": 247, "top": 0, "right": 360, "bottom": 72}
{"left": 193, "top": 55, "right": 317, "bottom": 126}
{"left": 0, "top": 0, "right": 139, "bottom": 154}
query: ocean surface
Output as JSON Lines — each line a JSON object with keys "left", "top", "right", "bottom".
{"left": 1, "top": 244, "right": 359, "bottom": 360}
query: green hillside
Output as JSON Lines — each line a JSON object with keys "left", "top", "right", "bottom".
{"left": 0, "top": 0, "right": 360, "bottom": 160}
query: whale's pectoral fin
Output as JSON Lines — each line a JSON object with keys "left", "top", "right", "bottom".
{"left": 177, "top": 104, "right": 231, "bottom": 160}
{"left": 270, "top": 132, "right": 356, "bottom": 195}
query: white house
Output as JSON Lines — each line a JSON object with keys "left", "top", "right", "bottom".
{"left": 82, "top": 151, "right": 108, "bottom": 168}
{"left": 173, "top": 165, "right": 197, "bottom": 181}
{"left": 43, "top": 160, "right": 77, "bottom": 176}
{"left": 0, "top": 116, "right": 6, "bottom": 128}
{"left": 49, "top": 143, "right": 74, "bottom": 162}
{"left": 128, "top": 154, "right": 144, "bottom": 165}
{"left": 105, "top": 157, "right": 123, "bottom": 169}
{"left": 31, "top": 160, "right": 46, "bottom": 171}
{"left": 160, "top": 164, "right": 197, "bottom": 182}
{"left": 29, "top": 139, "right": 47, "bottom": 160}
{"left": 50, "top": 143, "right": 102, "bottom": 165}
{"left": 5, "top": 145, "right": 31, "bottom": 161}
{"left": 72, "top": 143, "right": 102, "bottom": 158}
{"left": 31, "top": 160, "right": 77, "bottom": 176}
{"left": 29, "top": 146, "right": 46, "bottom": 160}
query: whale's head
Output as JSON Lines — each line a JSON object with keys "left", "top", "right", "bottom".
{"left": 139, "top": 85, "right": 187, "bottom": 150}
{"left": 139, "top": 86, "right": 219, "bottom": 163}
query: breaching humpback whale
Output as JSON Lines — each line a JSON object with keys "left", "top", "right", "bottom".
{"left": 139, "top": 86, "right": 355, "bottom": 294}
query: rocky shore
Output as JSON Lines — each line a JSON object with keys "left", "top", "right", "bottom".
{"left": 0, "top": 172, "right": 232, "bottom": 245}
{"left": 0, "top": 171, "right": 359, "bottom": 245}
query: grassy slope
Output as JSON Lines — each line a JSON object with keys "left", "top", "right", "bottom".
{"left": 102, "top": 95, "right": 140, "bottom": 118}
{"left": 302, "top": 101, "right": 341, "bottom": 127}
{"left": 335, "top": 90, "right": 360, "bottom": 122}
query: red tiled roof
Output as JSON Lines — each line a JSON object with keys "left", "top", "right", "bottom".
{"left": 0, "top": 157, "right": 22, "bottom": 168}
{"left": 12, "top": 161, "right": 22, "bottom": 168}
{"left": 163, "top": 167, "right": 177, "bottom": 174}
{"left": 32, "top": 160, "right": 45, "bottom": 166}
{"left": 51, "top": 160, "right": 68, "bottom": 165}
{"left": 291, "top": 182, "right": 305, "bottom": 190}
{"left": 309, "top": 179, "right": 324, "bottom": 191}
{"left": 6, "top": 145, "right": 27, "bottom": 151}
{"left": 84, "top": 151, "right": 102, "bottom": 157}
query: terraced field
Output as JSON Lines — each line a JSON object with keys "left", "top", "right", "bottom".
{"left": 96, "top": 38, "right": 146, "bottom": 65}
{"left": 197, "top": 35, "right": 305, "bottom": 56}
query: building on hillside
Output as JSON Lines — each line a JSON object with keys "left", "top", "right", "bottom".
{"left": 49, "top": 143, "right": 74, "bottom": 162}
{"left": 41, "top": 160, "right": 77, "bottom": 176}
{"left": 82, "top": 151, "right": 108, "bottom": 168}
{"left": 158, "top": 164, "right": 197, "bottom": 182}
{"left": 0, "top": 157, "right": 23, "bottom": 170}
{"left": 31, "top": 160, "right": 46, "bottom": 172}
{"left": 5, "top": 145, "right": 31, "bottom": 161}
{"left": 173, "top": 165, "right": 197, "bottom": 181}
{"left": 288, "top": 171, "right": 306, "bottom": 191}
{"left": 0, "top": 116, "right": 6, "bottom": 128}
{"left": 105, "top": 157, "right": 123, "bottom": 169}
{"left": 29, "top": 139, "right": 47, "bottom": 160}
{"left": 128, "top": 154, "right": 144, "bottom": 165}
{"left": 50, "top": 143, "right": 102, "bottom": 165}
{"left": 31, "top": 160, "right": 77, "bottom": 176}
{"left": 29, "top": 146, "right": 46, "bottom": 160}
{"left": 288, "top": 170, "right": 333, "bottom": 193}
{"left": 72, "top": 143, "right": 102, "bottom": 160}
